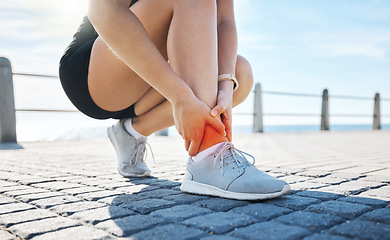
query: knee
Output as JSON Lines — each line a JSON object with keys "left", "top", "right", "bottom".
{"left": 235, "top": 55, "right": 254, "bottom": 94}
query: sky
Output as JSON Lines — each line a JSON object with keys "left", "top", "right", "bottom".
{"left": 0, "top": 0, "right": 389, "bottom": 140}
{"left": 234, "top": 0, "right": 390, "bottom": 125}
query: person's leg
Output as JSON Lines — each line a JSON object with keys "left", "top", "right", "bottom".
{"left": 168, "top": 0, "right": 230, "bottom": 153}
{"left": 88, "top": 0, "right": 227, "bottom": 178}
{"left": 232, "top": 55, "right": 254, "bottom": 107}
{"left": 89, "top": 0, "right": 228, "bottom": 153}
{"left": 88, "top": 0, "right": 175, "bottom": 177}
{"left": 88, "top": 0, "right": 173, "bottom": 113}
{"left": 89, "top": 0, "right": 221, "bottom": 113}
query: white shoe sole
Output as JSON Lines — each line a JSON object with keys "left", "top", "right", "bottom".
{"left": 107, "top": 126, "right": 151, "bottom": 178}
{"left": 180, "top": 179, "right": 291, "bottom": 200}
{"left": 118, "top": 168, "right": 151, "bottom": 178}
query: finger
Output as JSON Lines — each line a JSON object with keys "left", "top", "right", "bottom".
{"left": 226, "top": 121, "right": 233, "bottom": 141}
{"left": 207, "top": 116, "right": 226, "bottom": 136}
{"left": 185, "top": 140, "right": 190, "bottom": 151}
{"left": 222, "top": 109, "right": 230, "bottom": 120}
{"left": 222, "top": 111, "right": 228, "bottom": 119}
{"left": 221, "top": 114, "right": 232, "bottom": 141}
{"left": 188, "top": 139, "right": 201, "bottom": 156}
{"left": 210, "top": 105, "right": 225, "bottom": 117}
{"left": 177, "top": 128, "right": 185, "bottom": 140}
{"left": 226, "top": 108, "right": 233, "bottom": 141}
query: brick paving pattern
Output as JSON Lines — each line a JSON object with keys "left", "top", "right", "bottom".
{"left": 0, "top": 131, "right": 389, "bottom": 239}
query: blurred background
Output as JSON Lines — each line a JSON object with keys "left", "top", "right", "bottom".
{"left": 1, "top": 0, "right": 389, "bottom": 142}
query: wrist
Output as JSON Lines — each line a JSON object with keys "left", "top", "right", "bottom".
{"left": 218, "top": 73, "right": 239, "bottom": 92}
{"left": 170, "top": 82, "right": 195, "bottom": 106}
{"left": 218, "top": 78, "right": 234, "bottom": 93}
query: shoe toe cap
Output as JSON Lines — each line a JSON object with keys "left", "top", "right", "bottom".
{"left": 120, "top": 163, "right": 151, "bottom": 177}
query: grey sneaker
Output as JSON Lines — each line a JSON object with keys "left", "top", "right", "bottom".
{"left": 180, "top": 142, "right": 290, "bottom": 200}
{"left": 107, "top": 120, "right": 151, "bottom": 177}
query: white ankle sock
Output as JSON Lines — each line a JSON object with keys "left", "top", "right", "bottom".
{"left": 123, "top": 119, "right": 146, "bottom": 140}
{"left": 192, "top": 142, "right": 226, "bottom": 162}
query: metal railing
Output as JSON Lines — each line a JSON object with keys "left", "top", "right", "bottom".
{"left": 252, "top": 85, "right": 387, "bottom": 132}
{"left": 1, "top": 56, "right": 388, "bottom": 143}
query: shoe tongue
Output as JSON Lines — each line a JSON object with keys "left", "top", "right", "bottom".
{"left": 137, "top": 137, "right": 147, "bottom": 144}
{"left": 223, "top": 148, "right": 233, "bottom": 159}
{"left": 137, "top": 145, "right": 146, "bottom": 161}
{"left": 222, "top": 149, "right": 249, "bottom": 167}
{"left": 222, "top": 149, "right": 239, "bottom": 166}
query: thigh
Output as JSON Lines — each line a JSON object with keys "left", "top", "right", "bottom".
{"left": 233, "top": 55, "right": 254, "bottom": 107}
{"left": 88, "top": 0, "right": 174, "bottom": 112}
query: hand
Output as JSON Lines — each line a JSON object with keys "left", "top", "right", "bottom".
{"left": 172, "top": 93, "right": 226, "bottom": 156}
{"left": 210, "top": 86, "right": 233, "bottom": 141}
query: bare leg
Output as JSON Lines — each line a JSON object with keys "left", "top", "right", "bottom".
{"left": 88, "top": 0, "right": 173, "bottom": 112}
{"left": 89, "top": 0, "right": 218, "bottom": 128}
{"left": 88, "top": 0, "right": 253, "bottom": 149}
{"left": 88, "top": 0, "right": 219, "bottom": 112}
{"left": 168, "top": 0, "right": 218, "bottom": 108}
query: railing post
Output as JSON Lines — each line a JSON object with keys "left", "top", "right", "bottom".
{"left": 253, "top": 83, "right": 263, "bottom": 133}
{"left": 373, "top": 93, "right": 381, "bottom": 130}
{"left": 155, "top": 128, "right": 168, "bottom": 136}
{"left": 0, "top": 57, "right": 17, "bottom": 143}
{"left": 321, "top": 89, "right": 329, "bottom": 131}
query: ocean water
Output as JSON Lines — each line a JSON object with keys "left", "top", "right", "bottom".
{"left": 14, "top": 111, "right": 390, "bottom": 142}
{"left": 236, "top": 124, "right": 390, "bottom": 133}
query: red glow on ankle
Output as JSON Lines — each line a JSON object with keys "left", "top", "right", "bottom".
{"left": 198, "top": 125, "right": 228, "bottom": 153}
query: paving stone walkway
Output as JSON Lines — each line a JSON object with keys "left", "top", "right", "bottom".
{"left": 0, "top": 130, "right": 389, "bottom": 240}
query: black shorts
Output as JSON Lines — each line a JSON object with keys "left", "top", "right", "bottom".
{"left": 59, "top": 1, "right": 139, "bottom": 119}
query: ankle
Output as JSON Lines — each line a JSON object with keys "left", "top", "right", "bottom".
{"left": 192, "top": 142, "right": 225, "bottom": 162}
{"left": 124, "top": 118, "right": 147, "bottom": 140}
{"left": 198, "top": 125, "right": 229, "bottom": 153}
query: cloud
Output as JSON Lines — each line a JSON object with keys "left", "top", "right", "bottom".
{"left": 0, "top": 1, "right": 88, "bottom": 74}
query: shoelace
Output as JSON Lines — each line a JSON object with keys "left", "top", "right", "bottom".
{"left": 129, "top": 141, "right": 155, "bottom": 166}
{"left": 215, "top": 142, "right": 255, "bottom": 175}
